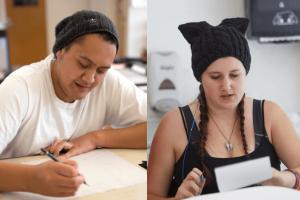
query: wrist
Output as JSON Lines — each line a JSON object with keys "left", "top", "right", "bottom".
{"left": 20, "top": 164, "right": 36, "bottom": 193}
{"left": 91, "top": 130, "right": 107, "bottom": 148}
{"left": 285, "top": 169, "right": 300, "bottom": 190}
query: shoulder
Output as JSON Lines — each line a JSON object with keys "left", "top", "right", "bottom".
{"left": 6, "top": 56, "right": 50, "bottom": 86}
{"left": 103, "top": 68, "right": 135, "bottom": 86}
{"left": 153, "top": 107, "right": 184, "bottom": 142}
{"left": 99, "top": 68, "right": 138, "bottom": 95}
{"left": 263, "top": 99, "right": 284, "bottom": 118}
{"left": 153, "top": 107, "right": 187, "bottom": 147}
{"left": 160, "top": 107, "right": 182, "bottom": 129}
{"left": 263, "top": 99, "right": 289, "bottom": 142}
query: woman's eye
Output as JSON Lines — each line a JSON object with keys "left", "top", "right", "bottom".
{"left": 211, "top": 76, "right": 220, "bottom": 80}
{"left": 230, "top": 74, "right": 239, "bottom": 78}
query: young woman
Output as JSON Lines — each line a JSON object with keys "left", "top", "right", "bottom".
{"left": 148, "top": 18, "right": 300, "bottom": 199}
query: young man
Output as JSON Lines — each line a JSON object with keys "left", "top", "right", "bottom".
{"left": 0, "top": 10, "right": 146, "bottom": 197}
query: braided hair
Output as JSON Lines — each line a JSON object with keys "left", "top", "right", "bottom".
{"left": 196, "top": 85, "right": 247, "bottom": 181}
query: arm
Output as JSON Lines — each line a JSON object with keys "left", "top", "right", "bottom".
{"left": 94, "top": 122, "right": 147, "bottom": 149}
{"left": 263, "top": 100, "right": 300, "bottom": 188}
{"left": 148, "top": 110, "right": 178, "bottom": 200}
{"left": 49, "top": 122, "right": 146, "bottom": 157}
{"left": 148, "top": 109, "right": 205, "bottom": 200}
{"left": 0, "top": 160, "right": 84, "bottom": 196}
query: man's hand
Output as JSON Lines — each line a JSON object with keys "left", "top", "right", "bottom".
{"left": 48, "top": 132, "right": 97, "bottom": 158}
{"left": 28, "top": 159, "right": 85, "bottom": 197}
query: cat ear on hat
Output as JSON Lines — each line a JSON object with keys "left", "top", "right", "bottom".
{"left": 178, "top": 21, "right": 211, "bottom": 44}
{"left": 219, "top": 18, "right": 249, "bottom": 35}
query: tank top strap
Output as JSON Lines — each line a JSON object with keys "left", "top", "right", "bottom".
{"left": 179, "top": 105, "right": 197, "bottom": 139}
{"left": 253, "top": 99, "right": 269, "bottom": 148}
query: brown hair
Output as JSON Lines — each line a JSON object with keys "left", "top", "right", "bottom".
{"left": 196, "top": 85, "right": 248, "bottom": 181}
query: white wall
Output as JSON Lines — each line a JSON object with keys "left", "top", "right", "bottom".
{"left": 127, "top": 5, "right": 147, "bottom": 57}
{"left": 148, "top": 0, "right": 300, "bottom": 113}
{"left": 0, "top": 0, "right": 6, "bottom": 29}
{"left": 88, "top": 0, "right": 117, "bottom": 24}
{"left": 45, "top": 0, "right": 90, "bottom": 53}
{"left": 45, "top": 0, "right": 146, "bottom": 58}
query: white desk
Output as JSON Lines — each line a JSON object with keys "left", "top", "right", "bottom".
{"left": 187, "top": 186, "right": 300, "bottom": 200}
{"left": 0, "top": 149, "right": 147, "bottom": 200}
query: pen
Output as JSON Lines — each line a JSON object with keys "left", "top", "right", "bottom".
{"left": 40, "top": 148, "right": 89, "bottom": 186}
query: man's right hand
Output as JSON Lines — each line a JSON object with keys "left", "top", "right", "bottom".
{"left": 27, "top": 159, "right": 85, "bottom": 197}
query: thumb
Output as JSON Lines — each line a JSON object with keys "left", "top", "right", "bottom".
{"left": 61, "top": 147, "right": 79, "bottom": 159}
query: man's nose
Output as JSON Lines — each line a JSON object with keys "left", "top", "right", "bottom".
{"left": 82, "top": 69, "right": 96, "bottom": 84}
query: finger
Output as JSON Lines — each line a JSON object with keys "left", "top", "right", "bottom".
{"left": 186, "top": 169, "right": 202, "bottom": 183}
{"left": 56, "top": 175, "right": 85, "bottom": 188}
{"left": 63, "top": 148, "right": 80, "bottom": 159}
{"left": 191, "top": 168, "right": 206, "bottom": 185}
{"left": 59, "top": 143, "right": 74, "bottom": 154}
{"left": 49, "top": 139, "right": 62, "bottom": 154}
{"left": 188, "top": 180, "right": 202, "bottom": 195}
{"left": 53, "top": 141, "right": 72, "bottom": 156}
{"left": 54, "top": 162, "right": 79, "bottom": 177}
{"left": 179, "top": 188, "right": 194, "bottom": 198}
{"left": 62, "top": 159, "right": 78, "bottom": 169}
{"left": 192, "top": 168, "right": 202, "bottom": 176}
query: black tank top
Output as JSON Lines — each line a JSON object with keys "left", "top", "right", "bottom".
{"left": 167, "top": 99, "right": 281, "bottom": 196}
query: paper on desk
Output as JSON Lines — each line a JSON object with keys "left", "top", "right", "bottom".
{"left": 215, "top": 156, "right": 272, "bottom": 192}
{"left": 0, "top": 149, "right": 146, "bottom": 200}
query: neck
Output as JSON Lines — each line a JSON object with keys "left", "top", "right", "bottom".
{"left": 208, "top": 106, "right": 237, "bottom": 121}
{"left": 50, "top": 60, "right": 74, "bottom": 103}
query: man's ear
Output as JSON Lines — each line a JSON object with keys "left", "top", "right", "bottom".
{"left": 55, "top": 49, "right": 65, "bottom": 60}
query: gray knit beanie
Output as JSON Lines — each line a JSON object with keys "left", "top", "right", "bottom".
{"left": 53, "top": 10, "right": 119, "bottom": 54}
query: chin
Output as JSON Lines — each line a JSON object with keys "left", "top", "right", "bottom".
{"left": 72, "top": 93, "right": 89, "bottom": 101}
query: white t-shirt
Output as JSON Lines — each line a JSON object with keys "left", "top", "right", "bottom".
{"left": 0, "top": 55, "right": 147, "bottom": 159}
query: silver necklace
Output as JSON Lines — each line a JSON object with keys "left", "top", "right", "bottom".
{"left": 209, "top": 114, "right": 238, "bottom": 152}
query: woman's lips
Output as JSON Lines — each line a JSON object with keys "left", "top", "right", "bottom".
{"left": 220, "top": 94, "right": 235, "bottom": 100}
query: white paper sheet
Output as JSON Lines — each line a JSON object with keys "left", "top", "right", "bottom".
{"left": 0, "top": 149, "right": 146, "bottom": 199}
{"left": 215, "top": 156, "right": 272, "bottom": 192}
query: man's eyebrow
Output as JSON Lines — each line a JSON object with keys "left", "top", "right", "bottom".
{"left": 78, "top": 55, "right": 111, "bottom": 69}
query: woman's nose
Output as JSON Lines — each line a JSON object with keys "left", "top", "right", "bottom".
{"left": 221, "top": 77, "right": 232, "bottom": 91}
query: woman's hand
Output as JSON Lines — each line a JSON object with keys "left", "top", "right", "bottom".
{"left": 28, "top": 159, "right": 85, "bottom": 197}
{"left": 261, "top": 167, "right": 296, "bottom": 188}
{"left": 175, "top": 168, "right": 206, "bottom": 199}
{"left": 48, "top": 132, "right": 97, "bottom": 158}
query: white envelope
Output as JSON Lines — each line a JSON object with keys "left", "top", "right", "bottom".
{"left": 215, "top": 156, "right": 272, "bottom": 192}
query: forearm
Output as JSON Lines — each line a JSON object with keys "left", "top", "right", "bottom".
{"left": 93, "top": 122, "right": 147, "bottom": 149}
{"left": 0, "top": 161, "right": 34, "bottom": 193}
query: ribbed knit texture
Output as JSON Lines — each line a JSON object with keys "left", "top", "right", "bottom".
{"left": 178, "top": 18, "right": 251, "bottom": 82}
{"left": 53, "top": 10, "right": 119, "bottom": 53}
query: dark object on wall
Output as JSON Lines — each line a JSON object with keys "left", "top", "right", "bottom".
{"left": 246, "top": 0, "right": 300, "bottom": 43}
{"left": 14, "top": 0, "right": 38, "bottom": 6}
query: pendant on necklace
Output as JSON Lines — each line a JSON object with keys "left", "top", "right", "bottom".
{"left": 225, "top": 142, "right": 233, "bottom": 152}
